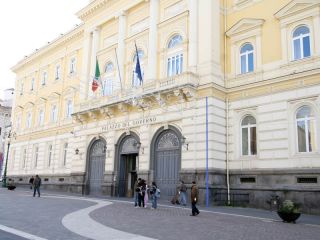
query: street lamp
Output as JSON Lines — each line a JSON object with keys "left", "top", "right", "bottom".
{"left": 2, "top": 130, "right": 12, "bottom": 187}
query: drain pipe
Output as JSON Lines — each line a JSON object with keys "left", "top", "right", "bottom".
{"left": 224, "top": 0, "right": 231, "bottom": 206}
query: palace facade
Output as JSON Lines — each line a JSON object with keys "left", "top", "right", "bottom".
{"left": 8, "top": 0, "right": 320, "bottom": 213}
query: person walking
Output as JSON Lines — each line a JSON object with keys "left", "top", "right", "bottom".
{"left": 33, "top": 175, "right": 41, "bottom": 197}
{"left": 179, "top": 180, "right": 187, "bottom": 206}
{"left": 134, "top": 178, "right": 141, "bottom": 207}
{"left": 138, "top": 179, "right": 146, "bottom": 208}
{"left": 150, "top": 182, "right": 158, "bottom": 209}
{"left": 29, "top": 176, "right": 34, "bottom": 190}
{"left": 190, "top": 181, "right": 200, "bottom": 216}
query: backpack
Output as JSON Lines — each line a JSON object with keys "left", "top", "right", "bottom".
{"left": 155, "top": 188, "right": 161, "bottom": 198}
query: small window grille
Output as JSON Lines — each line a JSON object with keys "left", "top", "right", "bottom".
{"left": 59, "top": 178, "right": 64, "bottom": 182}
{"left": 44, "top": 178, "right": 49, "bottom": 182}
{"left": 297, "top": 177, "right": 317, "bottom": 184}
{"left": 240, "top": 177, "right": 256, "bottom": 183}
{"left": 19, "top": 178, "right": 23, "bottom": 181}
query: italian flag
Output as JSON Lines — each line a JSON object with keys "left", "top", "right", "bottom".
{"left": 92, "top": 59, "right": 100, "bottom": 92}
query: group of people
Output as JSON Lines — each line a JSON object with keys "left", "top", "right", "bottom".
{"left": 29, "top": 175, "right": 41, "bottom": 197}
{"left": 134, "top": 178, "right": 159, "bottom": 209}
{"left": 133, "top": 178, "right": 200, "bottom": 216}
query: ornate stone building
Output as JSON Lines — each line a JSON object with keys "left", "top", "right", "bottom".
{"left": 8, "top": 0, "right": 320, "bottom": 213}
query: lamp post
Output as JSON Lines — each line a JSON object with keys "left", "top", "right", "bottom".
{"left": 2, "top": 131, "right": 11, "bottom": 188}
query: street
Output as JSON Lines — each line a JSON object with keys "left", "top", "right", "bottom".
{"left": 0, "top": 188, "right": 319, "bottom": 240}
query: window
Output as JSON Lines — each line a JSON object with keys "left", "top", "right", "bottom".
{"left": 103, "top": 62, "right": 114, "bottom": 96}
{"left": 240, "top": 43, "right": 254, "bottom": 74}
{"left": 167, "top": 35, "right": 183, "bottom": 77}
{"left": 16, "top": 116, "right": 21, "bottom": 131}
{"left": 34, "top": 146, "right": 39, "bottom": 167}
{"left": 66, "top": 100, "right": 73, "bottom": 118}
{"left": 48, "top": 144, "right": 53, "bottom": 167}
{"left": 63, "top": 143, "right": 68, "bottom": 166}
{"left": 42, "top": 72, "right": 47, "bottom": 86}
{"left": 38, "top": 109, "right": 44, "bottom": 126}
{"left": 26, "top": 112, "right": 32, "bottom": 128}
{"left": 31, "top": 78, "right": 35, "bottom": 91}
{"left": 22, "top": 149, "right": 27, "bottom": 169}
{"left": 292, "top": 26, "right": 311, "bottom": 60}
{"left": 51, "top": 105, "right": 58, "bottom": 122}
{"left": 55, "top": 65, "right": 61, "bottom": 80}
{"left": 70, "top": 58, "right": 76, "bottom": 74}
{"left": 296, "top": 106, "right": 316, "bottom": 153}
{"left": 241, "top": 115, "right": 257, "bottom": 156}
{"left": 20, "top": 82, "right": 24, "bottom": 95}
{"left": 132, "top": 50, "right": 144, "bottom": 87}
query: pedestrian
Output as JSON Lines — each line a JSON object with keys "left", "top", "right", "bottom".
{"left": 150, "top": 182, "right": 158, "bottom": 209}
{"left": 29, "top": 176, "right": 34, "bottom": 190}
{"left": 33, "top": 175, "right": 41, "bottom": 197}
{"left": 134, "top": 178, "right": 141, "bottom": 208}
{"left": 179, "top": 180, "right": 187, "bottom": 206}
{"left": 190, "top": 181, "right": 200, "bottom": 216}
{"left": 144, "top": 181, "right": 149, "bottom": 208}
{"left": 171, "top": 185, "right": 180, "bottom": 205}
{"left": 138, "top": 179, "right": 146, "bottom": 207}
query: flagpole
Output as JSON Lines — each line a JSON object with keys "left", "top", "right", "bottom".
{"left": 114, "top": 48, "right": 123, "bottom": 91}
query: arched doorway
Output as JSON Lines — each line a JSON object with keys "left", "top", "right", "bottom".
{"left": 116, "top": 133, "right": 140, "bottom": 197}
{"left": 152, "top": 127, "right": 182, "bottom": 198}
{"left": 87, "top": 139, "right": 106, "bottom": 196}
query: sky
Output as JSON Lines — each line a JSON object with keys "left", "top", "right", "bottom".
{"left": 0, "top": 0, "right": 89, "bottom": 99}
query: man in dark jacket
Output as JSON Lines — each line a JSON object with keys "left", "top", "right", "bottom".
{"left": 33, "top": 175, "right": 41, "bottom": 197}
{"left": 29, "top": 176, "right": 34, "bottom": 189}
{"left": 190, "top": 181, "right": 200, "bottom": 216}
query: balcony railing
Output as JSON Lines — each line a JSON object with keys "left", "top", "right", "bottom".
{"left": 75, "top": 71, "right": 199, "bottom": 114}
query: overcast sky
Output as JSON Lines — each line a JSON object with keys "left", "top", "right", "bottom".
{"left": 0, "top": 0, "right": 88, "bottom": 99}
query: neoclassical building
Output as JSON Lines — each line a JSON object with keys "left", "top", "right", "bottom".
{"left": 8, "top": 0, "right": 320, "bottom": 213}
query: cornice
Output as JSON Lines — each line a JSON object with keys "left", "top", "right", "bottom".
{"left": 11, "top": 24, "right": 85, "bottom": 73}
{"left": 76, "top": 0, "right": 108, "bottom": 21}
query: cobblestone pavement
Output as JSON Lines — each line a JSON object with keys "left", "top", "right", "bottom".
{"left": 0, "top": 230, "right": 28, "bottom": 240}
{"left": 1, "top": 188, "right": 320, "bottom": 240}
{"left": 0, "top": 189, "right": 92, "bottom": 240}
{"left": 91, "top": 201, "right": 320, "bottom": 240}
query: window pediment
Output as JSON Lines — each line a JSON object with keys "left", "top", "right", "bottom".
{"left": 275, "top": 0, "right": 320, "bottom": 19}
{"left": 48, "top": 92, "right": 61, "bottom": 101}
{"left": 226, "top": 18, "right": 265, "bottom": 37}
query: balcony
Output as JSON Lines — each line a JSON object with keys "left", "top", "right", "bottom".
{"left": 74, "top": 71, "right": 199, "bottom": 116}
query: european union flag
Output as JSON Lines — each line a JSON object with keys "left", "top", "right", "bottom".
{"left": 134, "top": 43, "right": 143, "bottom": 84}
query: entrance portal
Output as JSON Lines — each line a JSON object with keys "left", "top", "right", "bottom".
{"left": 117, "top": 135, "right": 140, "bottom": 197}
{"left": 154, "top": 129, "right": 181, "bottom": 199}
{"left": 88, "top": 139, "right": 106, "bottom": 196}
{"left": 119, "top": 154, "right": 137, "bottom": 197}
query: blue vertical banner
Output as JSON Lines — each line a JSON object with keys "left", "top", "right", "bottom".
{"left": 206, "top": 96, "right": 209, "bottom": 207}
{"left": 134, "top": 43, "right": 143, "bottom": 85}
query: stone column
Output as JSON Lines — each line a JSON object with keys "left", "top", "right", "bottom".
{"left": 147, "top": 0, "right": 159, "bottom": 81}
{"left": 188, "top": 0, "right": 198, "bottom": 71}
{"left": 117, "top": 11, "right": 127, "bottom": 88}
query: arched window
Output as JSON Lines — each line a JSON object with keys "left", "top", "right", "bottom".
{"left": 132, "top": 50, "right": 144, "bottom": 87}
{"left": 241, "top": 115, "right": 257, "bottom": 156}
{"left": 296, "top": 106, "right": 316, "bottom": 152}
{"left": 293, "top": 26, "right": 311, "bottom": 60}
{"left": 240, "top": 43, "right": 254, "bottom": 74}
{"left": 167, "top": 35, "right": 183, "bottom": 77}
{"left": 103, "top": 62, "right": 114, "bottom": 96}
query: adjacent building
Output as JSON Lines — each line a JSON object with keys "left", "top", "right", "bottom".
{"left": 8, "top": 0, "right": 320, "bottom": 213}
{"left": 0, "top": 88, "right": 14, "bottom": 178}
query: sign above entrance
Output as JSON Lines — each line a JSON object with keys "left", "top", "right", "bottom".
{"left": 101, "top": 116, "right": 157, "bottom": 131}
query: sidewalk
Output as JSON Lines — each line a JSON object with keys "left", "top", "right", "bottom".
{"left": 12, "top": 187, "right": 320, "bottom": 226}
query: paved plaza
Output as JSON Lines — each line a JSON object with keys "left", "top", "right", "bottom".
{"left": 0, "top": 188, "right": 319, "bottom": 240}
